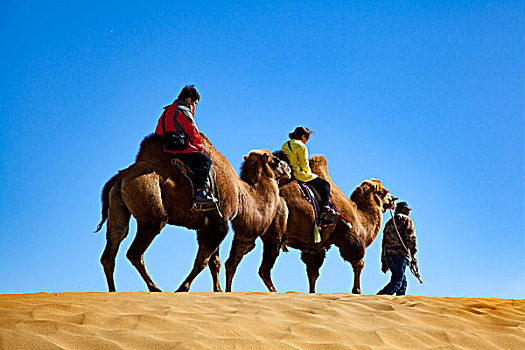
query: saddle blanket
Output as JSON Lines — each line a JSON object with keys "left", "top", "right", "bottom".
{"left": 170, "top": 158, "right": 220, "bottom": 212}
{"left": 296, "top": 181, "right": 352, "bottom": 243}
{"left": 296, "top": 181, "right": 335, "bottom": 242}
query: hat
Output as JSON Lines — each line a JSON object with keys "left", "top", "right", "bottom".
{"left": 289, "top": 126, "right": 313, "bottom": 139}
{"left": 396, "top": 201, "right": 412, "bottom": 212}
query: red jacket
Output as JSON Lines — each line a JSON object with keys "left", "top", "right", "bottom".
{"left": 155, "top": 100, "right": 204, "bottom": 153}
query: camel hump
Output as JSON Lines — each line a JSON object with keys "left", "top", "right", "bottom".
{"left": 273, "top": 150, "right": 289, "bottom": 162}
{"left": 309, "top": 155, "right": 329, "bottom": 179}
{"left": 136, "top": 132, "right": 219, "bottom": 162}
{"left": 135, "top": 134, "right": 165, "bottom": 163}
{"left": 309, "top": 155, "right": 327, "bottom": 168}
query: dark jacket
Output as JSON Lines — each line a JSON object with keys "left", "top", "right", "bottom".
{"left": 381, "top": 213, "right": 417, "bottom": 265}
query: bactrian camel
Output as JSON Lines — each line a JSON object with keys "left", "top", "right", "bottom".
{"left": 96, "top": 134, "right": 290, "bottom": 292}
{"left": 225, "top": 154, "right": 396, "bottom": 293}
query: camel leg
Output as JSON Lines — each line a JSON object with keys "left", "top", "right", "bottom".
{"left": 100, "top": 186, "right": 131, "bottom": 292}
{"left": 208, "top": 250, "right": 222, "bottom": 292}
{"left": 300, "top": 250, "right": 326, "bottom": 293}
{"left": 258, "top": 235, "right": 281, "bottom": 292}
{"left": 126, "top": 219, "right": 167, "bottom": 292}
{"left": 334, "top": 229, "right": 366, "bottom": 294}
{"left": 176, "top": 218, "right": 229, "bottom": 292}
{"left": 350, "top": 259, "right": 364, "bottom": 294}
{"left": 225, "top": 237, "right": 257, "bottom": 292}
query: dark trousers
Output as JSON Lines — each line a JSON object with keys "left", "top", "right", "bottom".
{"left": 378, "top": 255, "right": 408, "bottom": 296}
{"left": 306, "top": 177, "right": 331, "bottom": 207}
{"left": 171, "top": 152, "right": 212, "bottom": 190}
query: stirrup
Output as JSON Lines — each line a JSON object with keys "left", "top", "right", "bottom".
{"left": 192, "top": 201, "right": 223, "bottom": 218}
{"left": 192, "top": 200, "right": 220, "bottom": 213}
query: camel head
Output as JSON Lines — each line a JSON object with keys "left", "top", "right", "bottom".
{"left": 350, "top": 179, "right": 397, "bottom": 213}
{"left": 384, "top": 193, "right": 398, "bottom": 212}
{"left": 240, "top": 150, "right": 291, "bottom": 185}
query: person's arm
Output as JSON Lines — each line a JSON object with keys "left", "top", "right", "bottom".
{"left": 404, "top": 217, "right": 417, "bottom": 256}
{"left": 296, "top": 143, "right": 313, "bottom": 174}
{"left": 178, "top": 112, "right": 204, "bottom": 152}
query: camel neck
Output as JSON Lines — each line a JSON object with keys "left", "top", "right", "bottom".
{"left": 234, "top": 178, "right": 280, "bottom": 230}
{"left": 356, "top": 203, "right": 384, "bottom": 247}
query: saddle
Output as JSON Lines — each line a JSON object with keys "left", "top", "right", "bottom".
{"left": 296, "top": 181, "right": 338, "bottom": 243}
{"left": 170, "top": 158, "right": 221, "bottom": 214}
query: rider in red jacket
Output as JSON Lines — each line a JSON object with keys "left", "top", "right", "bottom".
{"left": 155, "top": 85, "right": 214, "bottom": 203}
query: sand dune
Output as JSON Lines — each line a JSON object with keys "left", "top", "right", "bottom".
{"left": 0, "top": 292, "right": 523, "bottom": 349}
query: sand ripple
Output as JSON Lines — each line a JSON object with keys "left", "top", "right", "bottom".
{"left": 0, "top": 292, "right": 524, "bottom": 349}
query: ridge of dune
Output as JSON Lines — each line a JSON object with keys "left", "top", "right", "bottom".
{"left": 0, "top": 292, "right": 524, "bottom": 350}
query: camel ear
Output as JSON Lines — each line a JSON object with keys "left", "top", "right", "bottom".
{"left": 244, "top": 155, "right": 248, "bottom": 160}
{"left": 262, "top": 152, "right": 270, "bottom": 163}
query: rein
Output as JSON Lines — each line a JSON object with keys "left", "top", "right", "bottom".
{"left": 389, "top": 209, "right": 423, "bottom": 284}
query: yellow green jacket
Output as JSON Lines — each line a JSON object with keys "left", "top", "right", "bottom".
{"left": 280, "top": 139, "right": 318, "bottom": 182}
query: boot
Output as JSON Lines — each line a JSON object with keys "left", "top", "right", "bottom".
{"left": 193, "top": 189, "right": 217, "bottom": 203}
{"left": 320, "top": 205, "right": 338, "bottom": 221}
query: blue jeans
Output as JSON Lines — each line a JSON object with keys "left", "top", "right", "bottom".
{"left": 378, "top": 255, "right": 408, "bottom": 296}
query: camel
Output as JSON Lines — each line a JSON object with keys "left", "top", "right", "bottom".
{"left": 224, "top": 162, "right": 289, "bottom": 292}
{"left": 95, "top": 134, "right": 290, "bottom": 292}
{"left": 225, "top": 154, "right": 396, "bottom": 293}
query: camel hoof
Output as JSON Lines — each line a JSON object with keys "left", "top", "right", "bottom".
{"left": 148, "top": 285, "right": 162, "bottom": 292}
{"left": 352, "top": 288, "right": 361, "bottom": 294}
{"left": 175, "top": 284, "right": 190, "bottom": 292}
{"left": 264, "top": 284, "right": 277, "bottom": 292}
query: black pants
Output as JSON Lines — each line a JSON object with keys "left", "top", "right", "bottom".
{"left": 171, "top": 152, "right": 212, "bottom": 190}
{"left": 306, "top": 177, "right": 331, "bottom": 207}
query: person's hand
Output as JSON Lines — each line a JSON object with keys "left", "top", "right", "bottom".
{"left": 381, "top": 264, "right": 389, "bottom": 274}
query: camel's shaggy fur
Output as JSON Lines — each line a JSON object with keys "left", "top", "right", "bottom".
{"left": 96, "top": 134, "right": 290, "bottom": 292}
{"left": 226, "top": 153, "right": 396, "bottom": 293}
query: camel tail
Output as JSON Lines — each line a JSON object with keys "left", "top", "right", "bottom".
{"left": 95, "top": 173, "right": 121, "bottom": 233}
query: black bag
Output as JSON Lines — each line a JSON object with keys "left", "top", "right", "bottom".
{"left": 164, "top": 131, "right": 186, "bottom": 151}
{"left": 161, "top": 106, "right": 187, "bottom": 151}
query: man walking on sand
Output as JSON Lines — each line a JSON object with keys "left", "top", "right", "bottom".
{"left": 378, "top": 201, "right": 418, "bottom": 296}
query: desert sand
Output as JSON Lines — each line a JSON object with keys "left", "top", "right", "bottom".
{"left": 0, "top": 292, "right": 523, "bottom": 349}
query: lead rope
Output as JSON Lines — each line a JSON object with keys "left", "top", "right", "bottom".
{"left": 389, "top": 209, "right": 423, "bottom": 284}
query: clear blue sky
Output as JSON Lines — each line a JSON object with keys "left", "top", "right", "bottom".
{"left": 1, "top": 1, "right": 523, "bottom": 298}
